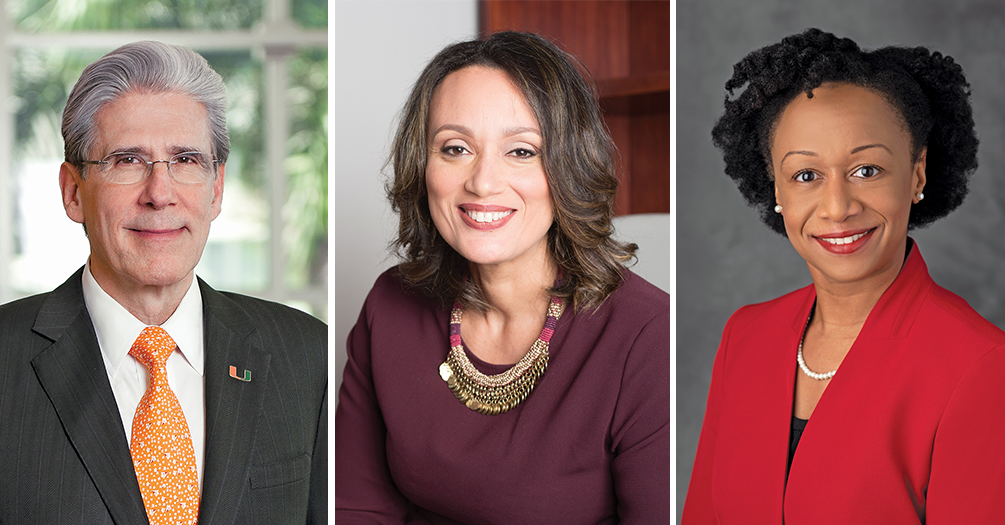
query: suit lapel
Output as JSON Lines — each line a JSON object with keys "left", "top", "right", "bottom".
{"left": 29, "top": 269, "right": 149, "bottom": 525}
{"left": 198, "top": 281, "right": 271, "bottom": 525}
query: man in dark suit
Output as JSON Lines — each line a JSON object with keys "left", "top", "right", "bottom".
{"left": 0, "top": 41, "right": 326, "bottom": 524}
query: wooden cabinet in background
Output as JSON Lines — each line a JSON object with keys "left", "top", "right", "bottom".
{"left": 480, "top": 0, "right": 673, "bottom": 215}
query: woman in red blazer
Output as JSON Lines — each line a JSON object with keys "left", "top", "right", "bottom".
{"left": 683, "top": 29, "right": 1005, "bottom": 523}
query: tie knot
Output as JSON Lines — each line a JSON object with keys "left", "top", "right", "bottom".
{"left": 128, "top": 326, "right": 177, "bottom": 371}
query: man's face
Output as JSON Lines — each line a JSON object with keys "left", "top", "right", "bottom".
{"left": 60, "top": 90, "right": 224, "bottom": 295}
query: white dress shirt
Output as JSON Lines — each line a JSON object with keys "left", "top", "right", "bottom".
{"left": 81, "top": 262, "right": 207, "bottom": 490}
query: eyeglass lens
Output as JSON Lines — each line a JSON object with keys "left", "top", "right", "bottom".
{"left": 101, "top": 152, "right": 214, "bottom": 184}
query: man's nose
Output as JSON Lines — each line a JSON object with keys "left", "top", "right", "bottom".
{"left": 140, "top": 161, "right": 178, "bottom": 209}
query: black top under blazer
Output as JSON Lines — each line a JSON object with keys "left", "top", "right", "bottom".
{"left": 0, "top": 267, "right": 327, "bottom": 524}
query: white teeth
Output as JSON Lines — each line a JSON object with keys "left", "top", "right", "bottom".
{"left": 466, "top": 210, "right": 513, "bottom": 223}
{"left": 821, "top": 231, "right": 868, "bottom": 245}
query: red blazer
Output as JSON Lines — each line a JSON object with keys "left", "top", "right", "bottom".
{"left": 683, "top": 243, "right": 1005, "bottom": 524}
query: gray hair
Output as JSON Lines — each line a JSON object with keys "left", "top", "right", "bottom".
{"left": 62, "top": 41, "right": 230, "bottom": 172}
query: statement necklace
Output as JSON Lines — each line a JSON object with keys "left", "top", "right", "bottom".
{"left": 796, "top": 311, "right": 837, "bottom": 381}
{"left": 438, "top": 294, "right": 564, "bottom": 415}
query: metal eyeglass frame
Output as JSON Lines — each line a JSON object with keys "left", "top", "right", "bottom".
{"left": 80, "top": 151, "right": 220, "bottom": 184}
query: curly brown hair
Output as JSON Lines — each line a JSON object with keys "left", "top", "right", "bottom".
{"left": 387, "top": 31, "right": 637, "bottom": 311}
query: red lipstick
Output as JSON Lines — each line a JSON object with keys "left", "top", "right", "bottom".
{"left": 813, "top": 228, "right": 875, "bottom": 255}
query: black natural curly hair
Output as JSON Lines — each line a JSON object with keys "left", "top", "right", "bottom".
{"left": 711, "top": 28, "right": 978, "bottom": 235}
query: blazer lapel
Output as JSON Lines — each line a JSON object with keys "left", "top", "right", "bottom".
{"left": 29, "top": 269, "right": 148, "bottom": 525}
{"left": 197, "top": 281, "right": 271, "bottom": 525}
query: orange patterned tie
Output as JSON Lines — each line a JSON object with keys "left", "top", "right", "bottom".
{"left": 129, "top": 326, "right": 200, "bottom": 525}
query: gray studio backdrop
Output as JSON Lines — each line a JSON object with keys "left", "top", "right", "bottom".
{"left": 677, "top": 0, "right": 1005, "bottom": 519}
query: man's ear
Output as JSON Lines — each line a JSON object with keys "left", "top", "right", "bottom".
{"left": 59, "top": 162, "right": 85, "bottom": 224}
{"left": 211, "top": 162, "right": 225, "bottom": 221}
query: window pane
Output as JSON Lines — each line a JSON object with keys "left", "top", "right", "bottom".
{"left": 196, "top": 50, "right": 269, "bottom": 292}
{"left": 11, "top": 47, "right": 269, "bottom": 294}
{"left": 7, "top": 0, "right": 262, "bottom": 32}
{"left": 284, "top": 47, "right": 327, "bottom": 290}
{"left": 13, "top": 48, "right": 107, "bottom": 293}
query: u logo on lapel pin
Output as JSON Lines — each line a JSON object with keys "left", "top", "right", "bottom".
{"left": 229, "top": 365, "right": 252, "bottom": 382}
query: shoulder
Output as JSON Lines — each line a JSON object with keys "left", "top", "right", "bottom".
{"left": 358, "top": 266, "right": 440, "bottom": 324}
{"left": 0, "top": 269, "right": 86, "bottom": 338}
{"left": 616, "top": 268, "right": 672, "bottom": 303}
{"left": 216, "top": 290, "right": 324, "bottom": 329}
{"left": 723, "top": 284, "right": 813, "bottom": 334}
{"left": 0, "top": 292, "right": 57, "bottom": 362}
{"left": 574, "top": 269, "right": 674, "bottom": 350}
{"left": 602, "top": 269, "right": 672, "bottom": 322}
{"left": 896, "top": 281, "right": 1005, "bottom": 390}
{"left": 366, "top": 267, "right": 412, "bottom": 303}
{"left": 923, "top": 282, "right": 1005, "bottom": 348}
{"left": 0, "top": 291, "right": 50, "bottom": 328}
{"left": 891, "top": 242, "right": 1005, "bottom": 356}
{"left": 201, "top": 282, "right": 327, "bottom": 352}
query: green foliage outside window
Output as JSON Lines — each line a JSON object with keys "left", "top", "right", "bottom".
{"left": 285, "top": 48, "right": 327, "bottom": 288}
{"left": 8, "top": 0, "right": 262, "bottom": 31}
{"left": 292, "top": 0, "right": 325, "bottom": 29}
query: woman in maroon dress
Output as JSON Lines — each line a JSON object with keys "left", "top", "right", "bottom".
{"left": 333, "top": 32, "right": 672, "bottom": 524}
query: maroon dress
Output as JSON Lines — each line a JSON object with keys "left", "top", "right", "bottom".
{"left": 333, "top": 268, "right": 673, "bottom": 524}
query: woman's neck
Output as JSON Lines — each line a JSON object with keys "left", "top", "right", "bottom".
{"left": 468, "top": 252, "right": 558, "bottom": 320}
{"left": 462, "top": 250, "right": 559, "bottom": 365}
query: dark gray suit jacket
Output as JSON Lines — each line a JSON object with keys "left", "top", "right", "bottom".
{"left": 0, "top": 268, "right": 327, "bottom": 524}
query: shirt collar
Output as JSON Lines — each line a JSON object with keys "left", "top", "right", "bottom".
{"left": 82, "top": 261, "right": 205, "bottom": 378}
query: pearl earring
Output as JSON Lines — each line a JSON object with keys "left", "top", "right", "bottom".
{"left": 774, "top": 204, "right": 783, "bottom": 213}
{"left": 917, "top": 192, "right": 924, "bottom": 202}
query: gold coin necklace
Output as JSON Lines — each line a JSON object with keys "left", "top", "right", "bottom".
{"left": 438, "top": 293, "right": 564, "bottom": 415}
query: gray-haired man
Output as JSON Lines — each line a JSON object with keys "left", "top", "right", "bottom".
{"left": 0, "top": 41, "right": 326, "bottom": 524}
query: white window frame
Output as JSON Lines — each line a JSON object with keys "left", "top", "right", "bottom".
{"left": 0, "top": 0, "right": 327, "bottom": 314}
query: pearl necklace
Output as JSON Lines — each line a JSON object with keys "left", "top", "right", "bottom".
{"left": 796, "top": 312, "right": 837, "bottom": 381}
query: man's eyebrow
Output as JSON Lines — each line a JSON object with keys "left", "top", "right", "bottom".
{"left": 168, "top": 145, "right": 209, "bottom": 156}
{"left": 104, "top": 145, "right": 207, "bottom": 156}
{"left": 105, "top": 146, "right": 146, "bottom": 155}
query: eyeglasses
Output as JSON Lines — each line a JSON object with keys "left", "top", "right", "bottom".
{"left": 80, "top": 151, "right": 219, "bottom": 185}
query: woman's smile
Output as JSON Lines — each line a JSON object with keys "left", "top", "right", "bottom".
{"left": 458, "top": 205, "right": 517, "bottom": 230}
{"left": 812, "top": 227, "right": 876, "bottom": 254}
